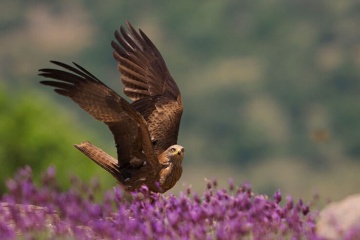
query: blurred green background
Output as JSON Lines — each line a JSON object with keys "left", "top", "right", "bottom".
{"left": 1, "top": 1, "right": 360, "bottom": 201}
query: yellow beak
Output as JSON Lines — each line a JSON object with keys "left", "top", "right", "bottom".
{"left": 175, "top": 148, "right": 184, "bottom": 156}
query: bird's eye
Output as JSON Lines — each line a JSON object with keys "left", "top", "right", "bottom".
{"left": 170, "top": 148, "right": 176, "bottom": 152}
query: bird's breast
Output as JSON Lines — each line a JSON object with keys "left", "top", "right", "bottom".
{"left": 159, "top": 163, "right": 182, "bottom": 192}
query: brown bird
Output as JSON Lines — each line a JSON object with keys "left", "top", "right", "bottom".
{"left": 39, "top": 21, "right": 184, "bottom": 193}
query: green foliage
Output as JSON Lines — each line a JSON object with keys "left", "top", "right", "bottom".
{"left": 0, "top": 85, "right": 115, "bottom": 193}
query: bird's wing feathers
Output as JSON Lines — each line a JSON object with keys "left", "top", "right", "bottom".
{"left": 39, "top": 61, "right": 157, "bottom": 169}
{"left": 112, "top": 21, "right": 183, "bottom": 152}
{"left": 131, "top": 96, "right": 183, "bottom": 155}
{"left": 40, "top": 61, "right": 123, "bottom": 122}
{"left": 112, "top": 21, "right": 180, "bottom": 101}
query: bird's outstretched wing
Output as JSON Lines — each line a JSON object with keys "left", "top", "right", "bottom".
{"left": 112, "top": 21, "right": 183, "bottom": 155}
{"left": 39, "top": 61, "right": 157, "bottom": 169}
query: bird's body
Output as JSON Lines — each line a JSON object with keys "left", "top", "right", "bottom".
{"left": 39, "top": 21, "right": 184, "bottom": 193}
{"left": 75, "top": 142, "right": 183, "bottom": 192}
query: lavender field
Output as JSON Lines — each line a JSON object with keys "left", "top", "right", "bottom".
{"left": 1, "top": 166, "right": 358, "bottom": 239}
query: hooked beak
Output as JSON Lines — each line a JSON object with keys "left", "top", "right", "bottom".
{"left": 176, "top": 148, "right": 184, "bottom": 156}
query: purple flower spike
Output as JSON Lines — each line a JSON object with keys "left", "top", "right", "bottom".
{"left": 274, "top": 189, "right": 282, "bottom": 203}
{"left": 228, "top": 178, "right": 235, "bottom": 192}
{"left": 0, "top": 166, "right": 326, "bottom": 239}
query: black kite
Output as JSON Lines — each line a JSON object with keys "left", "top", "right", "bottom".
{"left": 39, "top": 21, "right": 184, "bottom": 193}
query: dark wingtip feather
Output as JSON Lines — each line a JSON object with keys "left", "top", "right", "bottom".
{"left": 39, "top": 60, "right": 102, "bottom": 85}
{"left": 126, "top": 20, "right": 136, "bottom": 32}
{"left": 38, "top": 72, "right": 47, "bottom": 77}
{"left": 49, "top": 60, "right": 67, "bottom": 68}
{"left": 72, "top": 62, "right": 99, "bottom": 80}
{"left": 119, "top": 25, "right": 127, "bottom": 37}
{"left": 38, "top": 72, "right": 55, "bottom": 77}
{"left": 40, "top": 80, "right": 74, "bottom": 89}
{"left": 54, "top": 89, "right": 69, "bottom": 96}
{"left": 125, "top": 19, "right": 132, "bottom": 28}
{"left": 111, "top": 40, "right": 124, "bottom": 54}
{"left": 39, "top": 80, "right": 57, "bottom": 86}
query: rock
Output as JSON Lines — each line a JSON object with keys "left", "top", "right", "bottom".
{"left": 317, "top": 194, "right": 360, "bottom": 239}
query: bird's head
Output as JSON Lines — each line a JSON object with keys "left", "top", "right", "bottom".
{"left": 164, "top": 144, "right": 184, "bottom": 164}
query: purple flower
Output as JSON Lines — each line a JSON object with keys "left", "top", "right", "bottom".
{"left": 274, "top": 189, "right": 282, "bottom": 203}
{"left": 0, "top": 166, "right": 326, "bottom": 239}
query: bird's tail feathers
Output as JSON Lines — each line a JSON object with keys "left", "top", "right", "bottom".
{"left": 74, "top": 141, "right": 123, "bottom": 181}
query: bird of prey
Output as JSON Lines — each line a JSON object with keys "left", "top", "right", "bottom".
{"left": 39, "top": 21, "right": 184, "bottom": 193}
